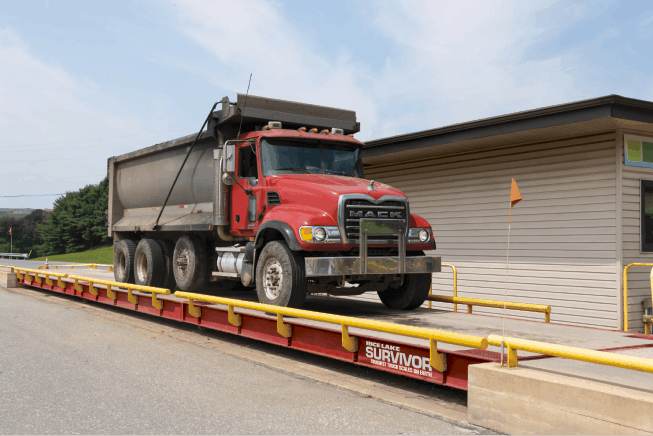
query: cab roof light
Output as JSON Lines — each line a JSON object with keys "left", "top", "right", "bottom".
{"left": 309, "top": 128, "right": 318, "bottom": 133}
{"left": 320, "top": 129, "right": 330, "bottom": 134}
{"left": 298, "top": 127, "right": 307, "bottom": 132}
{"left": 331, "top": 128, "right": 344, "bottom": 135}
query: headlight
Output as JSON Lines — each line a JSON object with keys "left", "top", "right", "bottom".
{"left": 299, "top": 226, "right": 342, "bottom": 243}
{"left": 408, "top": 228, "right": 431, "bottom": 244}
{"left": 314, "top": 227, "right": 326, "bottom": 241}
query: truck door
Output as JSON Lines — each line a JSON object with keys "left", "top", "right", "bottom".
{"left": 230, "top": 142, "right": 262, "bottom": 235}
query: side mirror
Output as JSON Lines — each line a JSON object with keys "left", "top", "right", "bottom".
{"left": 224, "top": 144, "right": 236, "bottom": 173}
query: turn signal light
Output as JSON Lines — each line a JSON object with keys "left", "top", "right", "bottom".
{"left": 299, "top": 227, "right": 313, "bottom": 242}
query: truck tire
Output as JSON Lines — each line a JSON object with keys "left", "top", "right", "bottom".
{"left": 156, "top": 239, "right": 177, "bottom": 292}
{"left": 255, "top": 241, "right": 307, "bottom": 308}
{"left": 114, "top": 239, "right": 137, "bottom": 284}
{"left": 173, "top": 235, "right": 208, "bottom": 291}
{"left": 377, "top": 273, "right": 432, "bottom": 310}
{"left": 134, "top": 239, "right": 165, "bottom": 288}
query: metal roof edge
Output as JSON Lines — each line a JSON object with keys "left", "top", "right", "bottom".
{"left": 363, "top": 95, "right": 653, "bottom": 157}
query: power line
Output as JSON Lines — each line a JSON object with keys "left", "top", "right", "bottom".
{"left": 0, "top": 127, "right": 193, "bottom": 150}
{"left": 1, "top": 193, "right": 65, "bottom": 198}
{"left": 1, "top": 157, "right": 102, "bottom": 163}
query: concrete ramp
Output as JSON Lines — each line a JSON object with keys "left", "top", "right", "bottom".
{"left": 468, "top": 358, "right": 653, "bottom": 435}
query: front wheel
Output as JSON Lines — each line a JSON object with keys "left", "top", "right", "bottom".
{"left": 255, "top": 241, "right": 307, "bottom": 308}
{"left": 377, "top": 273, "right": 432, "bottom": 310}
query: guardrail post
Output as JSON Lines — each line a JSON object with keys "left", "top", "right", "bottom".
{"left": 545, "top": 312, "right": 550, "bottom": 323}
{"left": 57, "top": 276, "right": 66, "bottom": 289}
{"left": 341, "top": 325, "right": 357, "bottom": 352}
{"left": 16, "top": 270, "right": 23, "bottom": 281}
{"left": 188, "top": 299, "right": 201, "bottom": 318}
{"left": 507, "top": 343, "right": 518, "bottom": 368}
{"left": 73, "top": 278, "right": 82, "bottom": 293}
{"left": 127, "top": 287, "right": 138, "bottom": 305}
{"left": 228, "top": 305, "right": 242, "bottom": 327}
{"left": 151, "top": 293, "right": 163, "bottom": 310}
{"left": 467, "top": 305, "right": 472, "bottom": 314}
{"left": 429, "top": 338, "right": 446, "bottom": 372}
{"left": 277, "top": 313, "right": 292, "bottom": 338}
{"left": 44, "top": 274, "right": 53, "bottom": 287}
{"left": 104, "top": 283, "right": 116, "bottom": 300}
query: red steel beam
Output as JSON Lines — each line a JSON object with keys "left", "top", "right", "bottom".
{"left": 18, "top": 273, "right": 498, "bottom": 390}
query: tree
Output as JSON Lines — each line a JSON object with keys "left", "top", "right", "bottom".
{"left": 38, "top": 178, "right": 109, "bottom": 256}
{"left": 0, "top": 210, "right": 49, "bottom": 256}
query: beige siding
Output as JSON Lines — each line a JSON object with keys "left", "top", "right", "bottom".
{"left": 620, "top": 132, "right": 653, "bottom": 332}
{"left": 365, "top": 132, "right": 619, "bottom": 328}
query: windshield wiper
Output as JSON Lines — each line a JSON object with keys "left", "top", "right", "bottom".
{"left": 275, "top": 167, "right": 312, "bottom": 174}
{"left": 326, "top": 170, "right": 353, "bottom": 176}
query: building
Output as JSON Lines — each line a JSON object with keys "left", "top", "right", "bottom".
{"left": 363, "top": 95, "right": 653, "bottom": 332}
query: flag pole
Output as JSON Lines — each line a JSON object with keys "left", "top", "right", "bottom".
{"left": 501, "top": 178, "right": 521, "bottom": 367}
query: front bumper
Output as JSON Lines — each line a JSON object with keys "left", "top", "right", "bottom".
{"left": 304, "top": 255, "right": 441, "bottom": 277}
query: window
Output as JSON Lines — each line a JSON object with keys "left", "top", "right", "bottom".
{"left": 238, "top": 145, "right": 258, "bottom": 179}
{"left": 625, "top": 135, "right": 653, "bottom": 168}
{"left": 641, "top": 180, "right": 653, "bottom": 252}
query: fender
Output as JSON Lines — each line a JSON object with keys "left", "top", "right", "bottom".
{"left": 255, "top": 220, "right": 302, "bottom": 251}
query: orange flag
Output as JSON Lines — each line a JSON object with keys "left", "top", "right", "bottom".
{"left": 510, "top": 178, "right": 522, "bottom": 207}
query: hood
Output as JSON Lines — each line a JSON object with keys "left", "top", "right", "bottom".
{"left": 265, "top": 174, "right": 405, "bottom": 199}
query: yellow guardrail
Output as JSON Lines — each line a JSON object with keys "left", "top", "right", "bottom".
{"left": 488, "top": 334, "right": 653, "bottom": 374}
{"left": 68, "top": 275, "right": 170, "bottom": 309}
{"left": 175, "top": 291, "right": 489, "bottom": 372}
{"left": 622, "top": 263, "right": 653, "bottom": 332}
{"left": 428, "top": 263, "right": 457, "bottom": 312}
{"left": 13, "top": 267, "right": 69, "bottom": 288}
{"left": 41, "top": 263, "right": 114, "bottom": 271}
{"left": 427, "top": 295, "right": 551, "bottom": 323}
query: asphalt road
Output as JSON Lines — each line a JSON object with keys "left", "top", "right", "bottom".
{"left": 0, "top": 285, "right": 494, "bottom": 435}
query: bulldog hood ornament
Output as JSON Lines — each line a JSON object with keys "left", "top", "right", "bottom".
{"left": 367, "top": 180, "right": 375, "bottom": 191}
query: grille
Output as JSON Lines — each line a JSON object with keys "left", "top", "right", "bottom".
{"left": 267, "top": 191, "right": 281, "bottom": 206}
{"left": 343, "top": 199, "right": 407, "bottom": 243}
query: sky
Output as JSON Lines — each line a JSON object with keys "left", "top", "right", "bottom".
{"left": 1, "top": 0, "right": 653, "bottom": 209}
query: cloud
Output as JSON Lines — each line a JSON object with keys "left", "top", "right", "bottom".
{"left": 169, "top": 0, "right": 593, "bottom": 141}
{"left": 0, "top": 28, "right": 145, "bottom": 208}
{"left": 168, "top": 0, "right": 380, "bottom": 140}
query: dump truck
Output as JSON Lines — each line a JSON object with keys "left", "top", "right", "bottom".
{"left": 107, "top": 95, "right": 440, "bottom": 309}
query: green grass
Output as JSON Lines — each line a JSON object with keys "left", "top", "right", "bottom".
{"left": 33, "top": 246, "right": 113, "bottom": 264}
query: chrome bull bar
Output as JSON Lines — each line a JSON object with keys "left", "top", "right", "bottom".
{"left": 304, "top": 218, "right": 441, "bottom": 277}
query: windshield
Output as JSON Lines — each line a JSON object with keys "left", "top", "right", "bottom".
{"left": 260, "top": 138, "right": 364, "bottom": 178}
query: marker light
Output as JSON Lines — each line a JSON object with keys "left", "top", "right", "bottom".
{"left": 309, "top": 128, "right": 318, "bottom": 133}
{"left": 298, "top": 127, "right": 307, "bottom": 132}
{"left": 348, "top": 134, "right": 355, "bottom": 137}
{"left": 320, "top": 129, "right": 329, "bottom": 134}
{"left": 299, "top": 227, "right": 313, "bottom": 242}
{"left": 262, "top": 125, "right": 270, "bottom": 130}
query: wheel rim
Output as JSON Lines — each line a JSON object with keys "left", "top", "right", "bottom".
{"left": 176, "top": 248, "right": 189, "bottom": 278}
{"left": 263, "top": 259, "right": 283, "bottom": 300}
{"left": 136, "top": 251, "right": 148, "bottom": 282}
{"left": 117, "top": 251, "right": 126, "bottom": 277}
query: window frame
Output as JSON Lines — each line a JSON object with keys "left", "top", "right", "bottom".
{"left": 624, "top": 134, "right": 653, "bottom": 169}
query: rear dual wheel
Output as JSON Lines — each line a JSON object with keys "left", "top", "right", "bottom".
{"left": 114, "top": 238, "right": 174, "bottom": 290}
